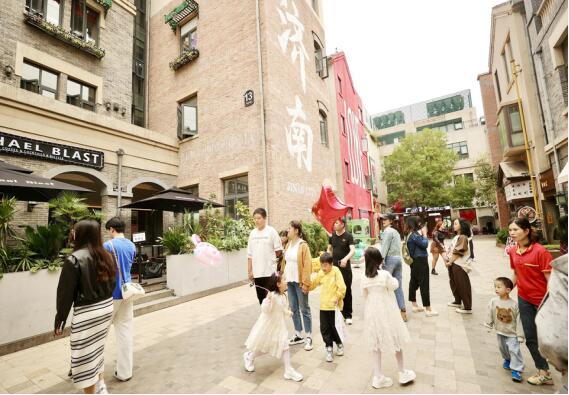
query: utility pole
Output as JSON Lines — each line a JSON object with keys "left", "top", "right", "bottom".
{"left": 510, "top": 59, "right": 542, "bottom": 222}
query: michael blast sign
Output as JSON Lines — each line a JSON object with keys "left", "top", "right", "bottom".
{"left": 0, "top": 131, "right": 104, "bottom": 169}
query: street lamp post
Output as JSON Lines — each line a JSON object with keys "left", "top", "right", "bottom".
{"left": 509, "top": 59, "right": 542, "bottom": 223}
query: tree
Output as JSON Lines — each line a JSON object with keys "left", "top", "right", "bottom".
{"left": 383, "top": 129, "right": 457, "bottom": 207}
{"left": 474, "top": 157, "right": 497, "bottom": 207}
{"left": 448, "top": 177, "right": 476, "bottom": 208}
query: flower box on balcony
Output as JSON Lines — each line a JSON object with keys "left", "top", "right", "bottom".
{"left": 169, "top": 48, "right": 199, "bottom": 71}
{"left": 24, "top": 11, "right": 105, "bottom": 59}
{"left": 164, "top": 0, "right": 198, "bottom": 31}
{"left": 95, "top": 0, "right": 112, "bottom": 12}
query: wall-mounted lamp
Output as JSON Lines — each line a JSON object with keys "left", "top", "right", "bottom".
{"left": 27, "top": 201, "right": 38, "bottom": 212}
{"left": 120, "top": 107, "right": 126, "bottom": 116}
{"left": 4, "top": 65, "right": 14, "bottom": 78}
{"left": 113, "top": 102, "right": 120, "bottom": 112}
{"left": 104, "top": 101, "right": 112, "bottom": 111}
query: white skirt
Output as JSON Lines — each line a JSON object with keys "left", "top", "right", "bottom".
{"left": 70, "top": 298, "right": 113, "bottom": 389}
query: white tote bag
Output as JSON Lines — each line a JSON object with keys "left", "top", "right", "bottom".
{"left": 109, "top": 241, "right": 145, "bottom": 300}
{"left": 335, "top": 306, "right": 348, "bottom": 343}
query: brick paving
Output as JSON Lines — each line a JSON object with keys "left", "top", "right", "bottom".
{"left": 0, "top": 236, "right": 563, "bottom": 393}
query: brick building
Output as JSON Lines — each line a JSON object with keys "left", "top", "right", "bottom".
{"left": 147, "top": 0, "right": 338, "bottom": 230}
{"left": 523, "top": 0, "right": 568, "bottom": 222}
{"left": 477, "top": 73, "right": 511, "bottom": 229}
{"left": 0, "top": 0, "right": 178, "bottom": 248}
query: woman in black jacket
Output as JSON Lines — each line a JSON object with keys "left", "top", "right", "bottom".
{"left": 55, "top": 220, "right": 116, "bottom": 394}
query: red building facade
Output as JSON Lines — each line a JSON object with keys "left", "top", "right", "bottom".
{"left": 330, "top": 53, "right": 372, "bottom": 224}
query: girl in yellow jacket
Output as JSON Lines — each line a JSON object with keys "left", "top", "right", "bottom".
{"left": 310, "top": 252, "right": 347, "bottom": 362}
{"left": 282, "top": 221, "right": 314, "bottom": 351}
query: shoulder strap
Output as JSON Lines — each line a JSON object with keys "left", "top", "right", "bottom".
{"left": 109, "top": 240, "right": 124, "bottom": 285}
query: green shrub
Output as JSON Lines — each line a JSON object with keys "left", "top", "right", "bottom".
{"left": 25, "top": 224, "right": 65, "bottom": 261}
{"left": 301, "top": 221, "right": 329, "bottom": 257}
{"left": 496, "top": 228, "right": 509, "bottom": 244}
{"left": 159, "top": 227, "right": 193, "bottom": 255}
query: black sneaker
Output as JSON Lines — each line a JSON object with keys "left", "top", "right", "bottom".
{"left": 289, "top": 336, "right": 304, "bottom": 345}
{"left": 431, "top": 269, "right": 438, "bottom": 275}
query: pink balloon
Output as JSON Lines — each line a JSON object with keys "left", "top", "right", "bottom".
{"left": 192, "top": 234, "right": 222, "bottom": 267}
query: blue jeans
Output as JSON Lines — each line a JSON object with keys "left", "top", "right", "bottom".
{"left": 288, "top": 282, "right": 312, "bottom": 335}
{"left": 497, "top": 334, "right": 524, "bottom": 371}
{"left": 382, "top": 256, "right": 406, "bottom": 311}
{"left": 518, "top": 296, "right": 549, "bottom": 371}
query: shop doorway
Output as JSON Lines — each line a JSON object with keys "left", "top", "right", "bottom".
{"left": 131, "top": 182, "right": 165, "bottom": 243}
{"left": 50, "top": 172, "right": 105, "bottom": 221}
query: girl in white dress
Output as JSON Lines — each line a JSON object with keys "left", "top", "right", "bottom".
{"left": 362, "top": 247, "right": 416, "bottom": 389}
{"left": 243, "top": 272, "right": 303, "bottom": 382}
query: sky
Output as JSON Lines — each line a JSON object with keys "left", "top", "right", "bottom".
{"left": 323, "top": 0, "right": 504, "bottom": 118}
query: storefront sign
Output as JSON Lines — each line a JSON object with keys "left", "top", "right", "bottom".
{"left": 0, "top": 131, "right": 104, "bottom": 169}
{"left": 539, "top": 169, "right": 556, "bottom": 194}
{"left": 504, "top": 180, "right": 532, "bottom": 202}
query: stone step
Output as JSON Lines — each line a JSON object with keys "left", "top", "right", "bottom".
{"left": 141, "top": 280, "right": 167, "bottom": 293}
{"left": 134, "top": 295, "right": 182, "bottom": 317}
{"left": 134, "top": 288, "right": 174, "bottom": 306}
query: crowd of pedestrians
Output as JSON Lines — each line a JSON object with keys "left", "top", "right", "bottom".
{"left": 52, "top": 206, "right": 566, "bottom": 392}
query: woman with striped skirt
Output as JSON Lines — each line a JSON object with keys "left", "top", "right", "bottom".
{"left": 55, "top": 220, "right": 116, "bottom": 394}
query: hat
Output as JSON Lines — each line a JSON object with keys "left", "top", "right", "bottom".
{"left": 380, "top": 213, "right": 396, "bottom": 221}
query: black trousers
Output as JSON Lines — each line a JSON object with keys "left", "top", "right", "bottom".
{"left": 469, "top": 239, "right": 475, "bottom": 259}
{"left": 320, "top": 310, "right": 342, "bottom": 347}
{"left": 338, "top": 266, "right": 353, "bottom": 319}
{"left": 408, "top": 256, "right": 430, "bottom": 307}
{"left": 518, "top": 296, "right": 549, "bottom": 371}
{"left": 254, "top": 276, "right": 271, "bottom": 305}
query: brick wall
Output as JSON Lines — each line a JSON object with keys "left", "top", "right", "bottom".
{"left": 0, "top": 0, "right": 134, "bottom": 121}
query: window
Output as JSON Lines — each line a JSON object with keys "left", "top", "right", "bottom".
{"left": 416, "top": 118, "right": 463, "bottom": 133}
{"left": 337, "top": 76, "right": 342, "bottom": 96}
{"left": 311, "top": 0, "right": 318, "bottom": 13}
{"left": 464, "top": 173, "right": 474, "bottom": 182}
{"left": 180, "top": 17, "right": 198, "bottom": 54}
{"left": 71, "top": 0, "right": 99, "bottom": 44}
{"left": 26, "top": 0, "right": 62, "bottom": 25}
{"left": 358, "top": 107, "right": 363, "bottom": 122}
{"left": 177, "top": 96, "right": 197, "bottom": 139}
{"left": 314, "top": 40, "right": 322, "bottom": 74}
{"left": 132, "top": 0, "right": 146, "bottom": 127}
{"left": 66, "top": 79, "right": 96, "bottom": 111}
{"left": 223, "top": 176, "right": 248, "bottom": 218}
{"left": 340, "top": 115, "right": 346, "bottom": 135}
{"left": 498, "top": 103, "right": 524, "bottom": 148}
{"left": 379, "top": 131, "right": 405, "bottom": 145}
{"left": 181, "top": 184, "right": 199, "bottom": 196}
{"left": 319, "top": 110, "right": 328, "bottom": 147}
{"left": 447, "top": 141, "right": 469, "bottom": 160}
{"left": 344, "top": 160, "right": 350, "bottom": 182}
{"left": 501, "top": 39, "right": 513, "bottom": 84}
{"left": 494, "top": 70, "right": 502, "bottom": 102}
{"left": 20, "top": 62, "right": 58, "bottom": 99}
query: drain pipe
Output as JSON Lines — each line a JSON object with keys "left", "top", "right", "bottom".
{"left": 255, "top": 0, "right": 270, "bottom": 217}
{"left": 116, "top": 148, "right": 125, "bottom": 216}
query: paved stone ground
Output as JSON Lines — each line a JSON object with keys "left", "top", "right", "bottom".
{"left": 0, "top": 236, "right": 564, "bottom": 394}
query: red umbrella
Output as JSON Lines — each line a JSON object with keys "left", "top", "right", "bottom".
{"left": 311, "top": 186, "right": 350, "bottom": 232}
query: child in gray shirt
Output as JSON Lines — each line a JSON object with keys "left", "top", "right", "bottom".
{"left": 484, "top": 277, "right": 525, "bottom": 383}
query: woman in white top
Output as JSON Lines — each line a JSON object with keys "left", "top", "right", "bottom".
{"left": 283, "top": 221, "right": 314, "bottom": 351}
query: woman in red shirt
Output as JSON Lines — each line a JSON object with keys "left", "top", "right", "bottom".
{"left": 508, "top": 218, "right": 553, "bottom": 386}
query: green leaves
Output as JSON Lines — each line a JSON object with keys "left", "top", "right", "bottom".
{"left": 301, "top": 221, "right": 329, "bottom": 257}
{"left": 384, "top": 129, "right": 457, "bottom": 207}
{"left": 0, "top": 197, "right": 18, "bottom": 250}
{"left": 159, "top": 227, "right": 193, "bottom": 255}
{"left": 24, "top": 224, "right": 65, "bottom": 261}
{"left": 474, "top": 157, "right": 498, "bottom": 207}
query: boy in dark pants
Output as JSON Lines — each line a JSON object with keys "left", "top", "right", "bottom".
{"left": 310, "top": 253, "right": 347, "bottom": 362}
{"left": 328, "top": 218, "right": 355, "bottom": 324}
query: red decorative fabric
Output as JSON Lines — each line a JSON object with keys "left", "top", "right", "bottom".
{"left": 459, "top": 209, "right": 476, "bottom": 222}
{"left": 312, "top": 186, "right": 350, "bottom": 232}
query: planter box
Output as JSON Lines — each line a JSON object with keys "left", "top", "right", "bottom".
{"left": 0, "top": 269, "right": 69, "bottom": 346}
{"left": 167, "top": 248, "right": 248, "bottom": 297}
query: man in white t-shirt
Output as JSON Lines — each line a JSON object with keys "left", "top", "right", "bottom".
{"left": 247, "top": 207, "right": 283, "bottom": 304}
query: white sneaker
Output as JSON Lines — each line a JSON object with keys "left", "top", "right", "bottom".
{"left": 336, "top": 343, "right": 344, "bottom": 356}
{"left": 425, "top": 310, "right": 439, "bottom": 317}
{"left": 398, "top": 369, "right": 416, "bottom": 384}
{"left": 283, "top": 367, "right": 303, "bottom": 382}
{"left": 325, "top": 346, "right": 333, "bottom": 362}
{"left": 345, "top": 318, "right": 353, "bottom": 325}
{"left": 96, "top": 382, "right": 108, "bottom": 394}
{"left": 372, "top": 375, "right": 393, "bottom": 389}
{"left": 447, "top": 301, "right": 462, "bottom": 308}
{"left": 304, "top": 337, "right": 313, "bottom": 351}
{"left": 456, "top": 308, "right": 472, "bottom": 314}
{"left": 412, "top": 306, "right": 424, "bottom": 313}
{"left": 243, "top": 352, "right": 255, "bottom": 372}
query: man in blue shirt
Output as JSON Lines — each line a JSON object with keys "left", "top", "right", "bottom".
{"left": 104, "top": 217, "right": 136, "bottom": 382}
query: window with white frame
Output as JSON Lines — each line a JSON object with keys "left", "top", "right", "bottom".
{"left": 180, "top": 17, "right": 198, "bottom": 54}
{"left": 447, "top": 141, "right": 469, "bottom": 160}
{"left": 177, "top": 95, "right": 197, "bottom": 139}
